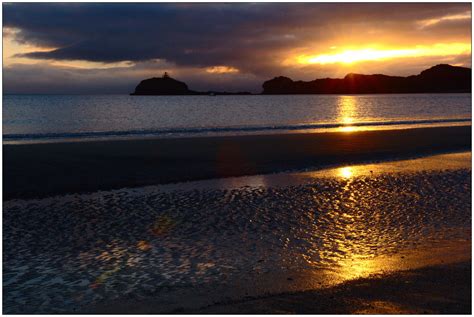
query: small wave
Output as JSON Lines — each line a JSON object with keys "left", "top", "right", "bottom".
{"left": 3, "top": 118, "right": 471, "bottom": 141}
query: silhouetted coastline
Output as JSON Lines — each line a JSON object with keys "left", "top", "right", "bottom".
{"left": 131, "top": 64, "right": 471, "bottom": 95}
{"left": 262, "top": 64, "right": 471, "bottom": 94}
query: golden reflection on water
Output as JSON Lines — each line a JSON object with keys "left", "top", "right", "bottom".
{"left": 305, "top": 152, "right": 471, "bottom": 284}
{"left": 338, "top": 167, "right": 354, "bottom": 178}
{"left": 335, "top": 255, "right": 391, "bottom": 280}
{"left": 331, "top": 239, "right": 471, "bottom": 283}
{"left": 337, "top": 96, "right": 358, "bottom": 126}
{"left": 339, "top": 126, "right": 358, "bottom": 133}
{"left": 304, "top": 152, "right": 470, "bottom": 181}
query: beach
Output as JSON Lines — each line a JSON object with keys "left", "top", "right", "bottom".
{"left": 3, "top": 2, "right": 473, "bottom": 315}
{"left": 3, "top": 125, "right": 471, "bottom": 200}
{"left": 189, "top": 261, "right": 471, "bottom": 314}
{"left": 3, "top": 143, "right": 471, "bottom": 314}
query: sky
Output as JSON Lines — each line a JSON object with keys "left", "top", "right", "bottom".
{"left": 3, "top": 2, "right": 472, "bottom": 94}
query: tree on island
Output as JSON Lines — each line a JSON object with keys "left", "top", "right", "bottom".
{"left": 163, "top": 72, "right": 170, "bottom": 78}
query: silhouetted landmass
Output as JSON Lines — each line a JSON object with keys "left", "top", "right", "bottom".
{"left": 131, "top": 72, "right": 251, "bottom": 95}
{"left": 131, "top": 73, "right": 197, "bottom": 95}
{"left": 131, "top": 65, "right": 471, "bottom": 95}
{"left": 262, "top": 64, "right": 471, "bottom": 94}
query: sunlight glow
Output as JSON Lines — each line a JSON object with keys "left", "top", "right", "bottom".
{"left": 205, "top": 66, "right": 239, "bottom": 74}
{"left": 341, "top": 117, "right": 354, "bottom": 124}
{"left": 340, "top": 126, "right": 358, "bottom": 133}
{"left": 3, "top": 28, "right": 56, "bottom": 66}
{"left": 339, "top": 167, "right": 354, "bottom": 178}
{"left": 296, "top": 43, "right": 471, "bottom": 65}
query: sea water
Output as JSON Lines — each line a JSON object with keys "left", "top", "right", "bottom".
{"left": 3, "top": 93, "right": 471, "bottom": 143}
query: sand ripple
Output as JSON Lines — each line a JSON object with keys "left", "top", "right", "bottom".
{"left": 3, "top": 166, "right": 471, "bottom": 313}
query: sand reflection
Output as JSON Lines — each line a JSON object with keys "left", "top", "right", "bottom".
{"left": 336, "top": 255, "right": 386, "bottom": 280}
{"left": 189, "top": 152, "right": 470, "bottom": 191}
{"left": 338, "top": 166, "right": 354, "bottom": 178}
{"left": 307, "top": 151, "right": 470, "bottom": 180}
{"left": 330, "top": 240, "right": 470, "bottom": 283}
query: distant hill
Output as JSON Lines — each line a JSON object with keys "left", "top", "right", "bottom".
{"left": 130, "top": 72, "right": 251, "bottom": 95}
{"left": 262, "top": 64, "right": 471, "bottom": 94}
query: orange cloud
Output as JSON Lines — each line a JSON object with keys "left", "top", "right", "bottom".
{"left": 205, "top": 66, "right": 239, "bottom": 74}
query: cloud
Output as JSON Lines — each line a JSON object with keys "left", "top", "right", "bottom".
{"left": 417, "top": 11, "right": 471, "bottom": 29}
{"left": 5, "top": 4, "right": 471, "bottom": 67}
{"left": 3, "top": 60, "right": 262, "bottom": 94}
{"left": 3, "top": 3, "right": 471, "bottom": 93}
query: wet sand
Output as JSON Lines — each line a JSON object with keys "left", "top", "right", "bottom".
{"left": 3, "top": 125, "right": 471, "bottom": 200}
{"left": 191, "top": 261, "right": 471, "bottom": 314}
{"left": 3, "top": 152, "right": 471, "bottom": 314}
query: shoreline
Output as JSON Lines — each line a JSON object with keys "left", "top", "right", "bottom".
{"left": 190, "top": 261, "right": 471, "bottom": 314}
{"left": 4, "top": 125, "right": 471, "bottom": 200}
{"left": 4, "top": 119, "right": 471, "bottom": 145}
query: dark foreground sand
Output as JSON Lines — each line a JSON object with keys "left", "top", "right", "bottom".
{"left": 3, "top": 125, "right": 471, "bottom": 200}
{"left": 190, "top": 261, "right": 471, "bottom": 314}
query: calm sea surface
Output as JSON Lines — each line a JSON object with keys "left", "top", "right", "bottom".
{"left": 3, "top": 93, "right": 471, "bottom": 143}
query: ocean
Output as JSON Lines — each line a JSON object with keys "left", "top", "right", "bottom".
{"left": 3, "top": 93, "right": 471, "bottom": 143}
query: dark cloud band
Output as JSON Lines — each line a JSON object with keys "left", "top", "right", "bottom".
{"left": 5, "top": 3, "right": 470, "bottom": 69}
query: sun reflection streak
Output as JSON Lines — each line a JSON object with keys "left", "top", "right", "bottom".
{"left": 338, "top": 96, "right": 357, "bottom": 124}
{"left": 340, "top": 126, "right": 358, "bottom": 133}
{"left": 335, "top": 255, "right": 393, "bottom": 280}
{"left": 339, "top": 167, "right": 354, "bottom": 179}
{"left": 336, "top": 96, "right": 359, "bottom": 132}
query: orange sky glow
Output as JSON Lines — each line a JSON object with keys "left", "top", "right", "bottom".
{"left": 2, "top": 3, "right": 472, "bottom": 93}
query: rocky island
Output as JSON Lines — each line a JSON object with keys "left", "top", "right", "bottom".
{"left": 130, "top": 72, "right": 197, "bottom": 95}
{"left": 130, "top": 72, "right": 251, "bottom": 95}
